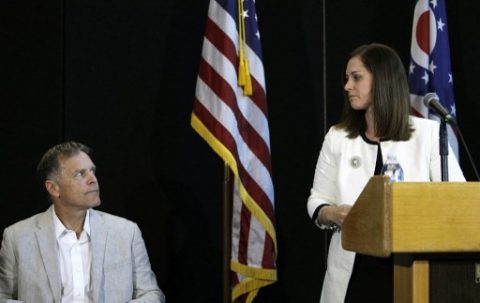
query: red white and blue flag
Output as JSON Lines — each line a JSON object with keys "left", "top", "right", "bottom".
{"left": 409, "top": 0, "right": 458, "bottom": 157}
{"left": 191, "top": 0, "right": 277, "bottom": 302}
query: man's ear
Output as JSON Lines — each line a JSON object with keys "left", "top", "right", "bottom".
{"left": 45, "top": 180, "right": 60, "bottom": 198}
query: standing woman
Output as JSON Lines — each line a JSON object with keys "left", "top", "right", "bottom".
{"left": 307, "top": 43, "right": 464, "bottom": 303}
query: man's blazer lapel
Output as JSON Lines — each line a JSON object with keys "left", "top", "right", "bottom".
{"left": 90, "top": 209, "right": 108, "bottom": 302}
{"left": 34, "top": 207, "right": 62, "bottom": 302}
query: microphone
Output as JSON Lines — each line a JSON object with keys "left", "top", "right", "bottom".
{"left": 422, "top": 93, "right": 480, "bottom": 181}
{"left": 423, "top": 92, "right": 457, "bottom": 125}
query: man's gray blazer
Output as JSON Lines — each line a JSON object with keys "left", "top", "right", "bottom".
{"left": 0, "top": 207, "right": 165, "bottom": 303}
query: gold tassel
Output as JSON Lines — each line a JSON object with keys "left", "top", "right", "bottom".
{"left": 243, "top": 57, "right": 252, "bottom": 95}
{"left": 238, "top": 48, "right": 246, "bottom": 86}
{"left": 237, "top": 0, "right": 252, "bottom": 96}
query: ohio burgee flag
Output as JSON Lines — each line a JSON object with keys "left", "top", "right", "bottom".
{"left": 409, "top": 0, "right": 459, "bottom": 157}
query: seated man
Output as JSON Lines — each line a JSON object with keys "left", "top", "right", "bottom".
{"left": 0, "top": 142, "right": 165, "bottom": 302}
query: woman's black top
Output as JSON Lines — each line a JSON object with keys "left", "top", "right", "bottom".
{"left": 344, "top": 134, "right": 393, "bottom": 303}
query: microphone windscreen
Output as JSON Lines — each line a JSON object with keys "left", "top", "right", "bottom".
{"left": 423, "top": 92, "right": 439, "bottom": 107}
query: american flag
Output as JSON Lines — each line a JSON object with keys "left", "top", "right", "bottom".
{"left": 409, "top": 0, "right": 458, "bottom": 158}
{"left": 191, "top": 0, "right": 277, "bottom": 302}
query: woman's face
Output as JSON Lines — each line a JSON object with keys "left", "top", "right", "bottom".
{"left": 344, "top": 56, "right": 373, "bottom": 111}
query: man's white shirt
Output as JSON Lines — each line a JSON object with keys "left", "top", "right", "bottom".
{"left": 53, "top": 209, "right": 93, "bottom": 303}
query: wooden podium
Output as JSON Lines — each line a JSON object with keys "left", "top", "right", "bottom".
{"left": 342, "top": 176, "right": 480, "bottom": 303}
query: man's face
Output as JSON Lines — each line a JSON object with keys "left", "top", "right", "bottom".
{"left": 50, "top": 151, "right": 101, "bottom": 211}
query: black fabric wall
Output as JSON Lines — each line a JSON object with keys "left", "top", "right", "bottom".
{"left": 1, "top": 1, "right": 480, "bottom": 302}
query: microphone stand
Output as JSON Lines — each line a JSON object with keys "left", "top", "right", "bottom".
{"left": 440, "top": 119, "right": 449, "bottom": 181}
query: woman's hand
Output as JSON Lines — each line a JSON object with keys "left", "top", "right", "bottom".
{"left": 318, "top": 204, "right": 352, "bottom": 227}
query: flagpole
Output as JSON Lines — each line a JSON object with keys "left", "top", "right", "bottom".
{"left": 222, "top": 161, "right": 232, "bottom": 303}
{"left": 321, "top": 0, "right": 330, "bottom": 272}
